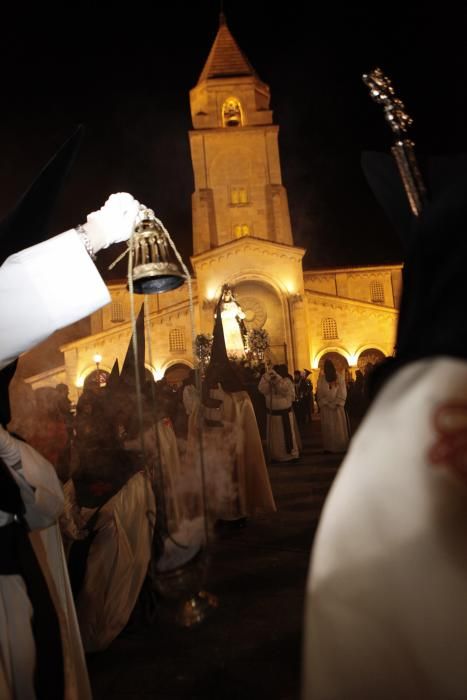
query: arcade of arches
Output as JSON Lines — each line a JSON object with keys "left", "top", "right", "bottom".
{"left": 318, "top": 348, "right": 386, "bottom": 385}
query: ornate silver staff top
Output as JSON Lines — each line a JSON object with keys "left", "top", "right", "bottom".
{"left": 362, "top": 67, "right": 427, "bottom": 216}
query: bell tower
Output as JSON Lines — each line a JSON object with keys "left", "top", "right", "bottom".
{"left": 190, "top": 15, "right": 310, "bottom": 373}
{"left": 189, "top": 14, "right": 294, "bottom": 254}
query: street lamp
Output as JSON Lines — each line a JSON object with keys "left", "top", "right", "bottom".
{"left": 92, "top": 353, "right": 105, "bottom": 388}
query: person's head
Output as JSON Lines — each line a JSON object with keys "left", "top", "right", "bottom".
{"left": 55, "top": 383, "right": 69, "bottom": 399}
{"left": 222, "top": 284, "right": 233, "bottom": 302}
{"left": 273, "top": 364, "right": 289, "bottom": 379}
{"left": 323, "top": 360, "right": 337, "bottom": 383}
{"left": 294, "top": 370, "right": 301, "bottom": 379}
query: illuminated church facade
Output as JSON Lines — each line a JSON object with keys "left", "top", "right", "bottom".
{"left": 26, "top": 18, "right": 402, "bottom": 402}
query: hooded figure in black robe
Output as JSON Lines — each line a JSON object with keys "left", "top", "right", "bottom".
{"left": 303, "top": 152, "right": 467, "bottom": 700}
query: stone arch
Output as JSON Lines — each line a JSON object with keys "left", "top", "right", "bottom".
{"left": 83, "top": 368, "right": 110, "bottom": 390}
{"left": 163, "top": 361, "right": 193, "bottom": 387}
{"left": 205, "top": 271, "right": 294, "bottom": 369}
{"left": 314, "top": 346, "right": 351, "bottom": 367}
{"left": 231, "top": 279, "right": 289, "bottom": 367}
{"left": 316, "top": 350, "right": 351, "bottom": 384}
{"left": 357, "top": 347, "right": 386, "bottom": 372}
{"left": 78, "top": 362, "right": 112, "bottom": 388}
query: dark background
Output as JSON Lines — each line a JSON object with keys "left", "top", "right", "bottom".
{"left": 0, "top": 3, "right": 465, "bottom": 278}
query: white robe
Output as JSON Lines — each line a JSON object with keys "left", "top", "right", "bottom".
{"left": 62, "top": 471, "right": 156, "bottom": 652}
{"left": 0, "top": 436, "right": 91, "bottom": 700}
{"left": 220, "top": 300, "right": 246, "bottom": 358}
{"left": 303, "top": 357, "right": 467, "bottom": 700}
{"left": 0, "top": 230, "right": 110, "bottom": 369}
{"left": 258, "top": 373, "right": 300, "bottom": 462}
{"left": 316, "top": 373, "right": 349, "bottom": 452}
{"left": 184, "top": 385, "right": 276, "bottom": 522}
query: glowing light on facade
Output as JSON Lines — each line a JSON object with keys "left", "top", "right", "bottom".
{"left": 348, "top": 353, "right": 359, "bottom": 367}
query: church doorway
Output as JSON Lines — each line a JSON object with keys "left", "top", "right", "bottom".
{"left": 164, "top": 363, "right": 192, "bottom": 388}
{"left": 318, "top": 352, "right": 350, "bottom": 384}
{"left": 232, "top": 280, "right": 288, "bottom": 366}
{"left": 357, "top": 348, "right": 386, "bottom": 373}
{"left": 84, "top": 368, "right": 110, "bottom": 391}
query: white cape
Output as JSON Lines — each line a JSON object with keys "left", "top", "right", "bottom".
{"left": 303, "top": 357, "right": 467, "bottom": 700}
{"left": 0, "top": 440, "right": 91, "bottom": 700}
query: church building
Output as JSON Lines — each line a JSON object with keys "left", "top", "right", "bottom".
{"left": 24, "top": 16, "right": 402, "bottom": 403}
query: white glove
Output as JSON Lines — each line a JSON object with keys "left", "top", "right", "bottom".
{"left": 82, "top": 192, "right": 141, "bottom": 254}
{"left": 0, "top": 425, "right": 21, "bottom": 468}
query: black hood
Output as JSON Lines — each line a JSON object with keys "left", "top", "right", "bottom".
{"left": 363, "top": 151, "right": 467, "bottom": 393}
{"left": 0, "top": 127, "right": 83, "bottom": 425}
{"left": 0, "top": 126, "right": 83, "bottom": 264}
{"left": 205, "top": 297, "right": 244, "bottom": 393}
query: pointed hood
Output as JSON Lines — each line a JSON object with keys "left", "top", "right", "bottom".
{"left": 396, "top": 157, "right": 467, "bottom": 362}
{"left": 119, "top": 305, "right": 146, "bottom": 391}
{"left": 210, "top": 301, "right": 229, "bottom": 366}
{"left": 205, "top": 296, "right": 244, "bottom": 393}
{"left": 361, "top": 151, "right": 414, "bottom": 244}
{"left": 362, "top": 151, "right": 467, "bottom": 248}
{"left": 363, "top": 152, "right": 467, "bottom": 392}
{"left": 0, "top": 126, "right": 83, "bottom": 264}
{"left": 105, "top": 358, "right": 120, "bottom": 393}
{"left": 0, "top": 127, "right": 83, "bottom": 425}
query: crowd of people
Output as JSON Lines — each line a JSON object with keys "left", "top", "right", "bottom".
{"left": 2, "top": 108, "right": 467, "bottom": 700}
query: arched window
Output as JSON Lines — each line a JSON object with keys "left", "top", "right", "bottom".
{"left": 169, "top": 328, "right": 186, "bottom": 352}
{"left": 370, "top": 280, "right": 385, "bottom": 304}
{"left": 222, "top": 97, "right": 243, "bottom": 127}
{"left": 111, "top": 301, "right": 125, "bottom": 323}
{"left": 234, "top": 224, "right": 250, "bottom": 238}
{"left": 322, "top": 317, "right": 338, "bottom": 340}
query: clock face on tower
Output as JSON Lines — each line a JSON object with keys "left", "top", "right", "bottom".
{"left": 238, "top": 296, "right": 267, "bottom": 329}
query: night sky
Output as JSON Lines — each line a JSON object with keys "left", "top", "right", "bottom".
{"left": 0, "top": 4, "right": 465, "bottom": 279}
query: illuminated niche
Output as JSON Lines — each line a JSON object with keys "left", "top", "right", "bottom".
{"left": 222, "top": 97, "right": 243, "bottom": 127}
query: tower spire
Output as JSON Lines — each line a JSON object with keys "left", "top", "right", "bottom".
{"left": 219, "top": 0, "right": 226, "bottom": 26}
{"left": 198, "top": 15, "right": 257, "bottom": 83}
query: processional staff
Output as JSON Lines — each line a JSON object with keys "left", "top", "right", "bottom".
{"left": 362, "top": 67, "right": 427, "bottom": 215}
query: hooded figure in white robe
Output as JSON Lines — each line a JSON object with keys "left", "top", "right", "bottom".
{"left": 316, "top": 359, "right": 349, "bottom": 453}
{"left": 259, "top": 364, "right": 300, "bottom": 462}
{"left": 186, "top": 305, "right": 276, "bottom": 526}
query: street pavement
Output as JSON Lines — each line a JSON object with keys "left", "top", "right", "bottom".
{"left": 87, "top": 419, "right": 343, "bottom": 700}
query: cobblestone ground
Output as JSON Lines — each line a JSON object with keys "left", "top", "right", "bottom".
{"left": 87, "top": 419, "right": 343, "bottom": 700}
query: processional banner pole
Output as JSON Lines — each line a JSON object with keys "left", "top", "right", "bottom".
{"left": 362, "top": 67, "right": 427, "bottom": 216}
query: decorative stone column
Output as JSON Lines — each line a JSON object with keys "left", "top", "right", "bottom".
{"left": 289, "top": 293, "right": 311, "bottom": 372}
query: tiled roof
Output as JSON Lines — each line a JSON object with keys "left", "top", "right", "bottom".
{"left": 198, "top": 17, "right": 257, "bottom": 83}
